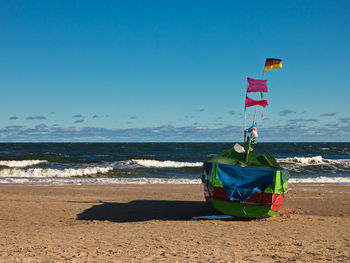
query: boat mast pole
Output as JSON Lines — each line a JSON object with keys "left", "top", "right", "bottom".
{"left": 243, "top": 76, "right": 249, "bottom": 144}
{"left": 244, "top": 86, "right": 247, "bottom": 144}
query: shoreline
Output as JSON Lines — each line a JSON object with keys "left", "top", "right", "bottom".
{"left": 1, "top": 183, "right": 349, "bottom": 262}
{"left": 2, "top": 177, "right": 350, "bottom": 184}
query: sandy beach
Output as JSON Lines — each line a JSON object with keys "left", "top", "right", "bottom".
{"left": 0, "top": 183, "right": 349, "bottom": 262}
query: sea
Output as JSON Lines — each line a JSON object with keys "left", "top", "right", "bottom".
{"left": 0, "top": 142, "right": 349, "bottom": 184}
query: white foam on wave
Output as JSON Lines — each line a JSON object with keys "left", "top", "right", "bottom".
{"left": 0, "top": 158, "right": 203, "bottom": 180}
{"left": 278, "top": 156, "right": 350, "bottom": 166}
{"left": 0, "top": 175, "right": 349, "bottom": 185}
{"left": 278, "top": 156, "right": 325, "bottom": 165}
{"left": 0, "top": 160, "right": 48, "bottom": 168}
{"left": 289, "top": 177, "right": 350, "bottom": 184}
{"left": 277, "top": 156, "right": 350, "bottom": 174}
{"left": 121, "top": 159, "right": 203, "bottom": 168}
{"left": 0, "top": 177, "right": 202, "bottom": 185}
{"left": 0, "top": 166, "right": 113, "bottom": 178}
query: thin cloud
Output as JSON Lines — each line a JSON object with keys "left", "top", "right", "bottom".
{"left": 92, "top": 115, "right": 99, "bottom": 119}
{"left": 4, "top": 125, "right": 23, "bottom": 130}
{"left": 35, "top": 124, "right": 48, "bottom": 130}
{"left": 73, "top": 115, "right": 83, "bottom": 118}
{"left": 26, "top": 116, "right": 46, "bottom": 120}
{"left": 1, "top": 122, "right": 350, "bottom": 142}
{"left": 130, "top": 116, "right": 137, "bottom": 120}
{"left": 74, "top": 119, "right": 84, "bottom": 124}
{"left": 320, "top": 113, "right": 337, "bottom": 117}
{"left": 9, "top": 116, "right": 18, "bottom": 120}
{"left": 280, "top": 110, "right": 296, "bottom": 116}
{"left": 208, "top": 122, "right": 224, "bottom": 126}
{"left": 339, "top": 117, "right": 350, "bottom": 122}
{"left": 228, "top": 111, "right": 235, "bottom": 115}
{"left": 288, "top": 118, "right": 319, "bottom": 123}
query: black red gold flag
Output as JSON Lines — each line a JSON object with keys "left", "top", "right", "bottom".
{"left": 264, "top": 58, "right": 282, "bottom": 71}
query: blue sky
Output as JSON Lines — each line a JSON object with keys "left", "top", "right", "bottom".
{"left": 1, "top": 0, "right": 350, "bottom": 142}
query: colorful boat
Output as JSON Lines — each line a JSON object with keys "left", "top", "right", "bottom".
{"left": 202, "top": 146, "right": 290, "bottom": 218}
{"left": 202, "top": 58, "right": 289, "bottom": 218}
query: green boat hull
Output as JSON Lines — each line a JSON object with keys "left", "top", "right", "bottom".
{"left": 202, "top": 149, "right": 289, "bottom": 218}
{"left": 212, "top": 200, "right": 277, "bottom": 218}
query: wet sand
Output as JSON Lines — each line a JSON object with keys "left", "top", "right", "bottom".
{"left": 0, "top": 183, "right": 349, "bottom": 262}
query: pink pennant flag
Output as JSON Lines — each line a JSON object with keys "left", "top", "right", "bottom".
{"left": 247, "top": 77, "right": 268, "bottom": 93}
{"left": 245, "top": 96, "right": 268, "bottom": 108}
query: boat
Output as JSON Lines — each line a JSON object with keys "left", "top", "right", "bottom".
{"left": 201, "top": 58, "right": 290, "bottom": 218}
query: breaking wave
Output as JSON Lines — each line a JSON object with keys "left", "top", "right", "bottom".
{"left": 0, "top": 166, "right": 113, "bottom": 178}
{"left": 289, "top": 177, "right": 350, "bottom": 184}
{"left": 277, "top": 156, "right": 350, "bottom": 174}
{"left": 0, "top": 160, "right": 48, "bottom": 168}
{"left": 121, "top": 159, "right": 203, "bottom": 168}
{"left": 2, "top": 176, "right": 350, "bottom": 184}
{"left": 0, "top": 156, "right": 349, "bottom": 184}
{"left": 278, "top": 156, "right": 331, "bottom": 165}
{"left": 0, "top": 159, "right": 203, "bottom": 179}
{"left": 0, "top": 177, "right": 201, "bottom": 184}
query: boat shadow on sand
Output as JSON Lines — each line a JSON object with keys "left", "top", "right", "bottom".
{"left": 76, "top": 200, "right": 228, "bottom": 223}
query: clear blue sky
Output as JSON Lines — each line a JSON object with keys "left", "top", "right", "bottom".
{"left": 1, "top": 0, "right": 350, "bottom": 142}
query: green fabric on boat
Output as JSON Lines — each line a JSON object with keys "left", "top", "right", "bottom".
{"left": 267, "top": 209, "right": 277, "bottom": 217}
{"left": 263, "top": 186, "right": 274, "bottom": 193}
{"left": 212, "top": 164, "right": 223, "bottom": 187}
{"left": 207, "top": 150, "right": 282, "bottom": 170}
{"left": 274, "top": 171, "right": 282, "bottom": 193}
{"left": 212, "top": 200, "right": 274, "bottom": 218}
{"left": 264, "top": 170, "right": 289, "bottom": 194}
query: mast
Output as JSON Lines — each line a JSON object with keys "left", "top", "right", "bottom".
{"left": 244, "top": 58, "right": 281, "bottom": 152}
{"left": 243, "top": 77, "right": 248, "bottom": 143}
{"left": 244, "top": 70, "right": 268, "bottom": 158}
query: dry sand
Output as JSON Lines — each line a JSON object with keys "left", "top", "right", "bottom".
{"left": 0, "top": 183, "right": 349, "bottom": 262}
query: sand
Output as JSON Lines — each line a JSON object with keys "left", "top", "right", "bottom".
{"left": 0, "top": 183, "right": 349, "bottom": 262}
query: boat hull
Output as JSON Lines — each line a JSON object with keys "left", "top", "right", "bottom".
{"left": 202, "top": 150, "right": 289, "bottom": 218}
{"left": 204, "top": 185, "right": 284, "bottom": 218}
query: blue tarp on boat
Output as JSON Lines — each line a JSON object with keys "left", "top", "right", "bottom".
{"left": 216, "top": 163, "right": 276, "bottom": 202}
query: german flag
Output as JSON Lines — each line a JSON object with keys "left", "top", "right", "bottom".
{"left": 264, "top": 58, "right": 282, "bottom": 71}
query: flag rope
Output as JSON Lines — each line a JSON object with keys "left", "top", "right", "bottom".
{"left": 252, "top": 69, "right": 265, "bottom": 125}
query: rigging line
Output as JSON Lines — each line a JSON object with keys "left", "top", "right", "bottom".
{"left": 252, "top": 69, "right": 266, "bottom": 125}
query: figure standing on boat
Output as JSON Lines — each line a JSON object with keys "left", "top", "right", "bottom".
{"left": 246, "top": 124, "right": 258, "bottom": 142}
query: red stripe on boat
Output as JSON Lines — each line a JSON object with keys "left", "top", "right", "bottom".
{"left": 271, "top": 194, "right": 284, "bottom": 212}
{"left": 213, "top": 187, "right": 231, "bottom": 201}
{"left": 213, "top": 187, "right": 284, "bottom": 208}
{"left": 244, "top": 191, "right": 273, "bottom": 206}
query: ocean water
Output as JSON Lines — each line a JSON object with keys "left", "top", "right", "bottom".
{"left": 0, "top": 143, "right": 349, "bottom": 184}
